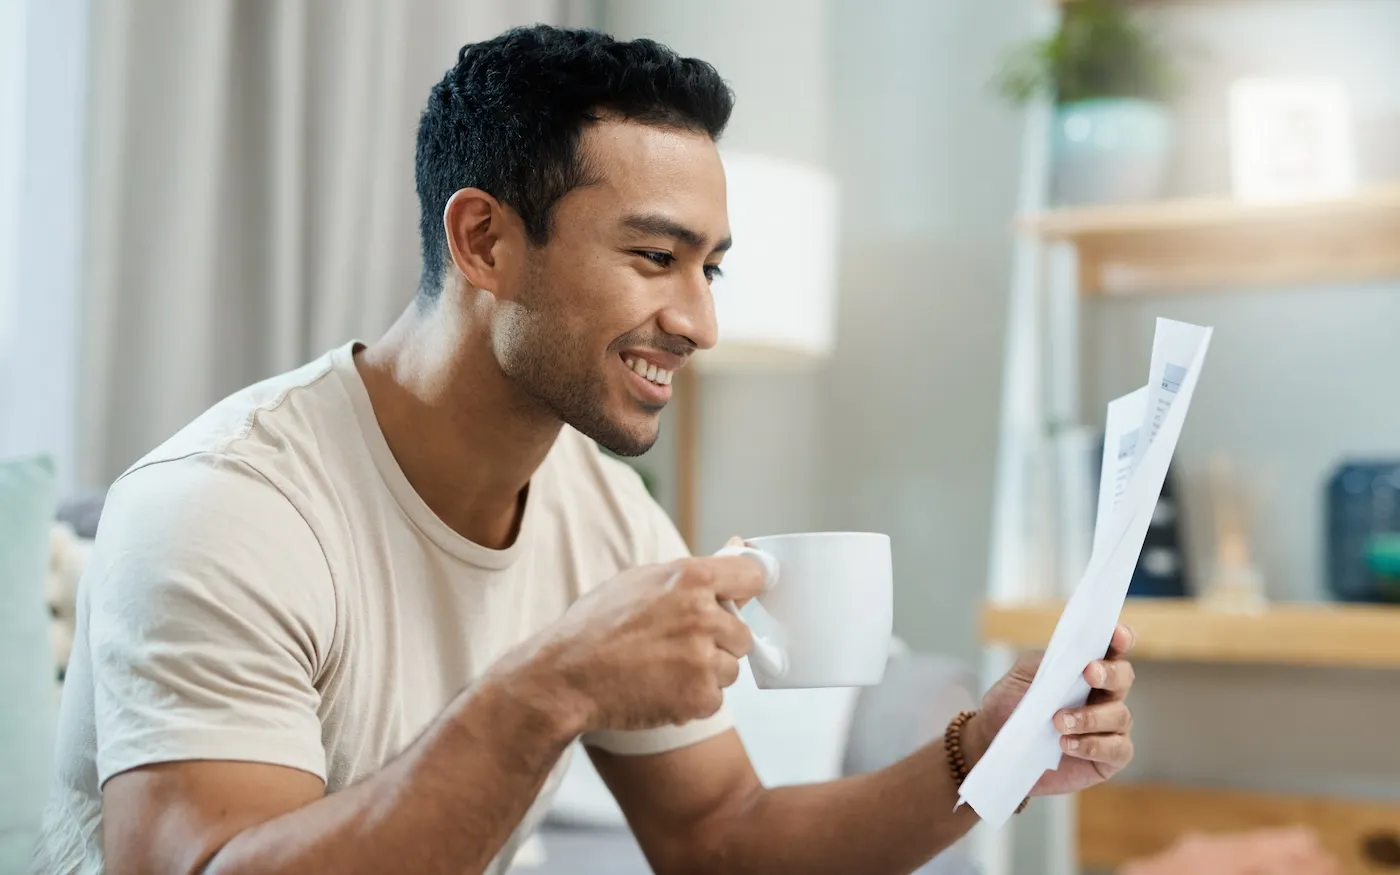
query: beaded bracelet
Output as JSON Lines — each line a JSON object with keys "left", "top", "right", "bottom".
{"left": 943, "top": 709, "right": 1029, "bottom": 815}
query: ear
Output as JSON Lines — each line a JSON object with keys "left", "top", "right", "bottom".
{"left": 441, "top": 188, "right": 526, "bottom": 296}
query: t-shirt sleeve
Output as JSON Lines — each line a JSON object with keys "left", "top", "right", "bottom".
{"left": 581, "top": 476, "right": 735, "bottom": 755}
{"left": 87, "top": 455, "right": 334, "bottom": 787}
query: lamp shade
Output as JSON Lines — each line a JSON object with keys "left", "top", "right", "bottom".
{"left": 698, "top": 151, "right": 839, "bottom": 373}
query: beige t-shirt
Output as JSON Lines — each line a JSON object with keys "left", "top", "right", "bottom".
{"left": 32, "top": 343, "right": 730, "bottom": 875}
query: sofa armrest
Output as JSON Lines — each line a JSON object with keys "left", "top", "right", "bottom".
{"left": 843, "top": 649, "right": 979, "bottom": 776}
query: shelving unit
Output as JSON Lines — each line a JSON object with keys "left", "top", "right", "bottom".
{"left": 1079, "top": 783, "right": 1400, "bottom": 875}
{"left": 1018, "top": 183, "right": 1400, "bottom": 295}
{"left": 980, "top": 69, "right": 1400, "bottom": 875}
{"left": 982, "top": 599, "right": 1400, "bottom": 670}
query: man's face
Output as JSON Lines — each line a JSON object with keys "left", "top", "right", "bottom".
{"left": 491, "top": 120, "right": 729, "bottom": 456}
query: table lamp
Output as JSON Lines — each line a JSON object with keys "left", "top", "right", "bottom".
{"left": 672, "top": 151, "right": 839, "bottom": 548}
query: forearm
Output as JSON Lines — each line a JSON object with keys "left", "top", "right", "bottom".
{"left": 710, "top": 740, "right": 978, "bottom": 875}
{"left": 203, "top": 670, "right": 581, "bottom": 875}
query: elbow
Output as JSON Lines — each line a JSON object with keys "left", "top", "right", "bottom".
{"left": 649, "top": 788, "right": 766, "bottom": 875}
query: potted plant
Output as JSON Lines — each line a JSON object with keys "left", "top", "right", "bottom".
{"left": 996, "top": 0, "right": 1180, "bottom": 206}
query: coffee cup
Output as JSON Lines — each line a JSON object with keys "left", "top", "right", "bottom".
{"left": 715, "top": 532, "right": 893, "bottom": 689}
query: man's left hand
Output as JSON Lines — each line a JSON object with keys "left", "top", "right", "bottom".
{"left": 964, "top": 623, "right": 1137, "bottom": 797}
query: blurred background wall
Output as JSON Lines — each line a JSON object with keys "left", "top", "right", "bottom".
{"left": 1080, "top": 0, "right": 1400, "bottom": 829}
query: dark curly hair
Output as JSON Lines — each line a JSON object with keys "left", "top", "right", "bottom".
{"left": 413, "top": 25, "right": 735, "bottom": 298}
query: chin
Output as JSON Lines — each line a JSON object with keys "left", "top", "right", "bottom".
{"left": 580, "top": 411, "right": 661, "bottom": 458}
{"left": 600, "top": 423, "right": 660, "bottom": 457}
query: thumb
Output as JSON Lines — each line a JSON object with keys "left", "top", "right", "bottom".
{"left": 1010, "top": 649, "right": 1043, "bottom": 681}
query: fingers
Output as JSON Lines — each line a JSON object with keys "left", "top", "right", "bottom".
{"left": 711, "top": 649, "right": 741, "bottom": 688}
{"left": 1083, "top": 655, "right": 1135, "bottom": 696}
{"left": 1060, "top": 730, "right": 1133, "bottom": 767}
{"left": 676, "top": 554, "right": 766, "bottom": 602}
{"left": 1106, "top": 622, "right": 1135, "bottom": 659}
{"left": 711, "top": 605, "right": 754, "bottom": 659}
{"left": 1056, "top": 700, "right": 1131, "bottom": 736}
{"left": 719, "top": 536, "right": 758, "bottom": 608}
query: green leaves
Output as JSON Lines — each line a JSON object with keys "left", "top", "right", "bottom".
{"left": 994, "top": 0, "right": 1179, "bottom": 106}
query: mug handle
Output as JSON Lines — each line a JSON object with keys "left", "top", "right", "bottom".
{"left": 713, "top": 543, "right": 789, "bottom": 679}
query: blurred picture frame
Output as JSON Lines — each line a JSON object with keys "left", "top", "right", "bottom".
{"left": 1229, "top": 77, "right": 1356, "bottom": 203}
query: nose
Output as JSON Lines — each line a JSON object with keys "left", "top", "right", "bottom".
{"left": 657, "top": 270, "right": 719, "bottom": 351}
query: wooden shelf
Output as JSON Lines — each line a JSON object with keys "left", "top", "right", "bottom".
{"left": 981, "top": 598, "right": 1400, "bottom": 669}
{"left": 1079, "top": 782, "right": 1400, "bottom": 875}
{"left": 1017, "top": 183, "right": 1400, "bottom": 294}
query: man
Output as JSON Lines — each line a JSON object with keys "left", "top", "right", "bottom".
{"left": 33, "top": 25, "right": 1136, "bottom": 875}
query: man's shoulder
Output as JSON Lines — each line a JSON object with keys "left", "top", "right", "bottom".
{"left": 117, "top": 347, "right": 350, "bottom": 489}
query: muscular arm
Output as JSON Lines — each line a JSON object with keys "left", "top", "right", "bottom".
{"left": 593, "top": 727, "right": 980, "bottom": 875}
{"left": 96, "top": 460, "right": 766, "bottom": 875}
{"left": 89, "top": 461, "right": 596, "bottom": 875}
{"left": 104, "top": 663, "right": 585, "bottom": 875}
{"left": 602, "top": 628, "right": 1140, "bottom": 875}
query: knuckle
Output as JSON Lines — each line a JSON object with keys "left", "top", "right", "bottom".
{"left": 686, "top": 587, "right": 716, "bottom": 617}
{"left": 671, "top": 561, "right": 710, "bottom": 591}
{"left": 1076, "top": 708, "right": 1096, "bottom": 733}
{"left": 661, "top": 560, "right": 690, "bottom": 587}
{"left": 689, "top": 561, "right": 718, "bottom": 589}
{"left": 705, "top": 597, "right": 732, "bottom": 624}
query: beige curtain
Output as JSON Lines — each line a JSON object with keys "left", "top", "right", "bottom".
{"left": 79, "top": 0, "right": 593, "bottom": 487}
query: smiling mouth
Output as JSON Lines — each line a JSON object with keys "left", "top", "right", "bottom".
{"left": 621, "top": 355, "right": 675, "bottom": 386}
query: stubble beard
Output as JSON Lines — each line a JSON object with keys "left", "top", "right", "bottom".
{"left": 497, "top": 272, "right": 660, "bottom": 458}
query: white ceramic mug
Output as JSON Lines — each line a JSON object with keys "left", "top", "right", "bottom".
{"left": 714, "top": 532, "right": 893, "bottom": 689}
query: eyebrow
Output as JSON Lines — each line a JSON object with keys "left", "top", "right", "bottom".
{"left": 621, "top": 213, "right": 732, "bottom": 254}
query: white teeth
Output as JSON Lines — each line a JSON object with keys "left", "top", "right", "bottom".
{"left": 623, "top": 356, "right": 673, "bottom": 386}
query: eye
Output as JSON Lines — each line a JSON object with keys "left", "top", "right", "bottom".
{"left": 703, "top": 264, "right": 724, "bottom": 282}
{"left": 636, "top": 251, "right": 675, "bottom": 268}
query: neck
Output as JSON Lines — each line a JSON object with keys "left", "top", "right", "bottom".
{"left": 355, "top": 292, "right": 562, "bottom": 549}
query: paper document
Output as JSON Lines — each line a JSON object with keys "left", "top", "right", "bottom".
{"left": 1134, "top": 319, "right": 1211, "bottom": 468}
{"left": 1093, "top": 388, "right": 1148, "bottom": 558}
{"left": 960, "top": 318, "right": 1212, "bottom": 829}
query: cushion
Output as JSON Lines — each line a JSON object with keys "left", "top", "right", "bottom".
{"left": 843, "top": 649, "right": 979, "bottom": 776}
{"left": 46, "top": 522, "right": 90, "bottom": 680}
{"left": 55, "top": 490, "right": 106, "bottom": 540}
{"left": 0, "top": 455, "right": 59, "bottom": 867}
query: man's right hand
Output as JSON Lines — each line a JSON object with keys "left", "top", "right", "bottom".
{"left": 509, "top": 552, "right": 766, "bottom": 734}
